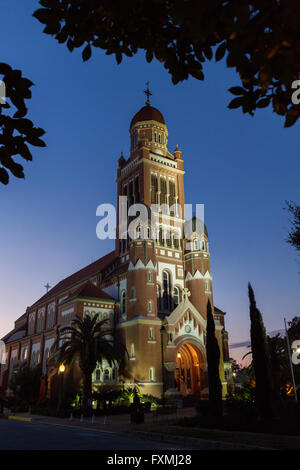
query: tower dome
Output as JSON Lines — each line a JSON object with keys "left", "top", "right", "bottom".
{"left": 130, "top": 105, "right": 165, "bottom": 128}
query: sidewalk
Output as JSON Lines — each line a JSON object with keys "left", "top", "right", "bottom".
{"left": 7, "top": 406, "right": 197, "bottom": 433}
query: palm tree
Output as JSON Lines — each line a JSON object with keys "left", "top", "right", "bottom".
{"left": 52, "top": 314, "right": 124, "bottom": 412}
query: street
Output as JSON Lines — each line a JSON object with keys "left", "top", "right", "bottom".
{"left": 0, "top": 418, "right": 185, "bottom": 450}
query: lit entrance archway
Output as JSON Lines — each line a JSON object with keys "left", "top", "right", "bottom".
{"left": 174, "top": 343, "right": 204, "bottom": 396}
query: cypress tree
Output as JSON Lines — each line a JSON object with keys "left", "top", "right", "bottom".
{"left": 206, "top": 299, "right": 223, "bottom": 418}
{"left": 248, "top": 283, "right": 274, "bottom": 419}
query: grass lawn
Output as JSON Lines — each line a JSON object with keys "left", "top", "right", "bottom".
{"left": 138, "top": 423, "right": 300, "bottom": 450}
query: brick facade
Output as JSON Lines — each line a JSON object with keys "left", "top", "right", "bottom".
{"left": 0, "top": 99, "right": 232, "bottom": 399}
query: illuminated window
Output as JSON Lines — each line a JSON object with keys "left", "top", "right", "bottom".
{"left": 104, "top": 369, "right": 110, "bottom": 382}
{"left": 149, "top": 367, "right": 155, "bottom": 381}
{"left": 149, "top": 328, "right": 154, "bottom": 340}
{"left": 130, "top": 343, "right": 135, "bottom": 358}
{"left": 148, "top": 300, "right": 154, "bottom": 315}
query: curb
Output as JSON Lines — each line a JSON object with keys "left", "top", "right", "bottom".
{"left": 8, "top": 416, "right": 31, "bottom": 422}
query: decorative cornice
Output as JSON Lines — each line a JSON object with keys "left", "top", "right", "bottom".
{"left": 128, "top": 259, "right": 156, "bottom": 271}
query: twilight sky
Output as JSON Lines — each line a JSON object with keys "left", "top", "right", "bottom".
{"left": 0, "top": 2, "right": 299, "bottom": 364}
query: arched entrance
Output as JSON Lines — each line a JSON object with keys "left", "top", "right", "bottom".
{"left": 174, "top": 343, "right": 204, "bottom": 396}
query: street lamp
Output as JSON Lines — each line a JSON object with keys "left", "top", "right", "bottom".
{"left": 57, "top": 363, "right": 65, "bottom": 412}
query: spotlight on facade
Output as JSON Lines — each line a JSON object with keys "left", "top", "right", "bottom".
{"left": 59, "top": 364, "right": 65, "bottom": 374}
{"left": 177, "top": 352, "right": 181, "bottom": 359}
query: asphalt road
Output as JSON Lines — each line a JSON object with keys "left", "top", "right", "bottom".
{"left": 0, "top": 419, "right": 185, "bottom": 450}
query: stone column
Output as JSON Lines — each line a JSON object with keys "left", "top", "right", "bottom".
{"left": 164, "top": 362, "right": 180, "bottom": 398}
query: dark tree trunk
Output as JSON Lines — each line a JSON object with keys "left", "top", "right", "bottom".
{"left": 206, "top": 300, "right": 223, "bottom": 418}
{"left": 82, "top": 371, "right": 92, "bottom": 415}
{"left": 248, "top": 283, "right": 274, "bottom": 419}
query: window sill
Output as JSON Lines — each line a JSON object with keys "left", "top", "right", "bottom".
{"left": 129, "top": 356, "right": 136, "bottom": 361}
{"left": 147, "top": 340, "right": 156, "bottom": 344}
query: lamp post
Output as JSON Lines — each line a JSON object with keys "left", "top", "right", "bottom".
{"left": 57, "top": 363, "right": 65, "bottom": 412}
{"left": 160, "top": 324, "right": 166, "bottom": 401}
{"left": 284, "top": 318, "right": 298, "bottom": 403}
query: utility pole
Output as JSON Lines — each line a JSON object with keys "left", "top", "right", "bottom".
{"left": 284, "top": 318, "right": 298, "bottom": 402}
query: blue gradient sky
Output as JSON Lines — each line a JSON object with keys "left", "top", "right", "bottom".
{"left": 1, "top": 2, "right": 299, "bottom": 364}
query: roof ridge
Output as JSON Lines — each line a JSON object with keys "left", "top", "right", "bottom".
{"left": 29, "top": 250, "right": 116, "bottom": 309}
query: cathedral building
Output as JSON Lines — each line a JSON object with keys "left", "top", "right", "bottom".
{"left": 0, "top": 92, "right": 232, "bottom": 400}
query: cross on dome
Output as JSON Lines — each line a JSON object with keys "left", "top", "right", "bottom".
{"left": 144, "top": 81, "right": 152, "bottom": 105}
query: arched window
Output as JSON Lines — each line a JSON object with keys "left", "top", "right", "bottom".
{"left": 163, "top": 271, "right": 170, "bottom": 311}
{"left": 147, "top": 226, "right": 151, "bottom": 239}
{"left": 202, "top": 240, "right": 206, "bottom": 251}
{"left": 104, "top": 369, "right": 110, "bottom": 382}
{"left": 149, "top": 367, "right": 155, "bottom": 381}
{"left": 147, "top": 271, "right": 153, "bottom": 283}
{"left": 193, "top": 239, "right": 199, "bottom": 251}
{"left": 173, "top": 230, "right": 180, "bottom": 249}
{"left": 149, "top": 328, "right": 154, "bottom": 340}
{"left": 121, "top": 290, "right": 126, "bottom": 314}
{"left": 136, "top": 225, "right": 142, "bottom": 239}
{"left": 205, "top": 279, "right": 210, "bottom": 292}
{"left": 130, "top": 287, "right": 136, "bottom": 299}
{"left": 173, "top": 287, "right": 180, "bottom": 308}
{"left": 157, "top": 284, "right": 161, "bottom": 311}
{"left": 130, "top": 343, "right": 135, "bottom": 358}
{"left": 148, "top": 300, "right": 154, "bottom": 315}
{"left": 95, "top": 369, "right": 101, "bottom": 381}
{"left": 159, "top": 227, "right": 164, "bottom": 246}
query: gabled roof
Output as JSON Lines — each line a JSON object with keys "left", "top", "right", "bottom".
{"left": 63, "top": 281, "right": 114, "bottom": 303}
{"left": 2, "top": 323, "right": 27, "bottom": 343}
{"left": 214, "top": 306, "right": 226, "bottom": 315}
{"left": 30, "top": 250, "right": 116, "bottom": 309}
{"left": 166, "top": 296, "right": 206, "bottom": 330}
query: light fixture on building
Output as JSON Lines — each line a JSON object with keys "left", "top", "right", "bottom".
{"left": 177, "top": 352, "right": 181, "bottom": 359}
{"left": 59, "top": 363, "right": 65, "bottom": 373}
